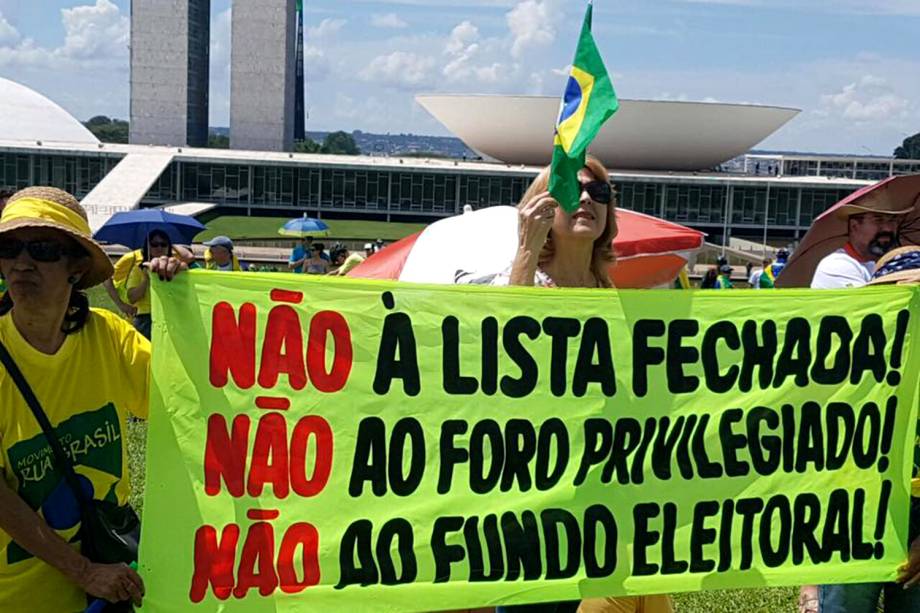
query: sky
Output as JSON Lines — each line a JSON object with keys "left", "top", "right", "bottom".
{"left": 0, "top": 0, "right": 917, "bottom": 155}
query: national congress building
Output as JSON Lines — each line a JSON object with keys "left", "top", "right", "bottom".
{"left": 0, "top": 0, "right": 918, "bottom": 248}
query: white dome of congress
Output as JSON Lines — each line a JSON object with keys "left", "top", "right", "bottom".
{"left": 0, "top": 77, "right": 99, "bottom": 145}
{"left": 416, "top": 95, "right": 800, "bottom": 171}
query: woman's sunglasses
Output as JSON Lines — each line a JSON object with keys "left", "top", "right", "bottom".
{"left": 149, "top": 241, "right": 170, "bottom": 249}
{"left": 0, "top": 238, "right": 83, "bottom": 263}
{"left": 582, "top": 181, "right": 613, "bottom": 205}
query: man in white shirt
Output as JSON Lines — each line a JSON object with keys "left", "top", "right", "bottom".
{"left": 804, "top": 201, "right": 910, "bottom": 612}
{"left": 749, "top": 258, "right": 770, "bottom": 288}
{"left": 811, "top": 211, "right": 905, "bottom": 289}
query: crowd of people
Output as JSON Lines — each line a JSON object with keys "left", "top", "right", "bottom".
{"left": 0, "top": 167, "right": 917, "bottom": 612}
{"left": 96, "top": 233, "right": 382, "bottom": 340}
{"left": 700, "top": 249, "right": 789, "bottom": 290}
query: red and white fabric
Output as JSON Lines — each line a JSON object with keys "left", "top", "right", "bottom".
{"left": 347, "top": 205, "right": 705, "bottom": 289}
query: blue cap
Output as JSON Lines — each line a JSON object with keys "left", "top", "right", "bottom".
{"left": 204, "top": 235, "right": 233, "bottom": 250}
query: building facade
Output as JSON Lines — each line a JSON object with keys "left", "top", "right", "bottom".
{"left": 130, "top": 0, "right": 210, "bottom": 147}
{"left": 0, "top": 141, "right": 882, "bottom": 246}
{"left": 230, "top": 0, "right": 297, "bottom": 151}
{"left": 746, "top": 154, "right": 920, "bottom": 182}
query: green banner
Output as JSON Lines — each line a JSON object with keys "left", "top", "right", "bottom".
{"left": 141, "top": 273, "right": 920, "bottom": 612}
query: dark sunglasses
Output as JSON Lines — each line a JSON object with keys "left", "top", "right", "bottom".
{"left": 581, "top": 181, "right": 613, "bottom": 205}
{"left": 148, "top": 241, "right": 169, "bottom": 248}
{"left": 0, "top": 238, "right": 83, "bottom": 263}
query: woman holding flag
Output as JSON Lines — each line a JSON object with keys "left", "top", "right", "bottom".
{"left": 481, "top": 158, "right": 674, "bottom": 613}
{"left": 463, "top": 3, "right": 674, "bottom": 612}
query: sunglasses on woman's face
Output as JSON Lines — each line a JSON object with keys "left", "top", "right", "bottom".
{"left": 149, "top": 241, "right": 169, "bottom": 249}
{"left": 0, "top": 238, "right": 79, "bottom": 263}
{"left": 581, "top": 180, "right": 613, "bottom": 205}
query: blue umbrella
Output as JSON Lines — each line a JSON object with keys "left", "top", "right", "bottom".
{"left": 93, "top": 209, "right": 206, "bottom": 249}
{"left": 278, "top": 214, "right": 330, "bottom": 238}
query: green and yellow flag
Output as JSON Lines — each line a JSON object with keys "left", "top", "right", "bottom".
{"left": 549, "top": 2, "right": 619, "bottom": 212}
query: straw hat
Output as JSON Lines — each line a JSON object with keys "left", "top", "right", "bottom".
{"left": 834, "top": 183, "right": 917, "bottom": 220}
{"left": 0, "top": 186, "right": 113, "bottom": 289}
{"left": 867, "top": 245, "right": 920, "bottom": 285}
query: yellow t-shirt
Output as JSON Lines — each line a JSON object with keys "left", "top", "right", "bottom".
{"left": 204, "top": 248, "right": 243, "bottom": 271}
{"left": 113, "top": 250, "right": 150, "bottom": 315}
{"left": 0, "top": 309, "right": 150, "bottom": 612}
{"left": 334, "top": 252, "right": 366, "bottom": 275}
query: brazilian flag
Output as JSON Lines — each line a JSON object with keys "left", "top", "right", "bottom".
{"left": 549, "top": 2, "right": 619, "bottom": 213}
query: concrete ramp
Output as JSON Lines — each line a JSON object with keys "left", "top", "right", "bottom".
{"left": 81, "top": 151, "right": 175, "bottom": 231}
{"left": 160, "top": 202, "right": 216, "bottom": 218}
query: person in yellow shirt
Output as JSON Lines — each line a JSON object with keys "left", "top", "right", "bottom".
{"left": 108, "top": 230, "right": 172, "bottom": 339}
{"left": 0, "top": 188, "right": 12, "bottom": 302}
{"left": 103, "top": 235, "right": 196, "bottom": 335}
{"left": 0, "top": 186, "right": 185, "bottom": 611}
{"left": 328, "top": 243, "right": 373, "bottom": 276}
{"left": 203, "top": 235, "right": 245, "bottom": 271}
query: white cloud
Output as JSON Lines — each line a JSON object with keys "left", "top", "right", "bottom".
{"left": 473, "top": 62, "right": 502, "bottom": 83}
{"left": 304, "top": 45, "right": 331, "bottom": 82}
{"left": 371, "top": 13, "right": 409, "bottom": 29}
{"left": 0, "top": 10, "right": 19, "bottom": 45}
{"left": 445, "top": 20, "right": 479, "bottom": 54}
{"left": 507, "top": 0, "right": 559, "bottom": 59}
{"left": 0, "top": 38, "right": 48, "bottom": 68}
{"left": 442, "top": 21, "right": 480, "bottom": 80}
{"left": 677, "top": 0, "right": 920, "bottom": 15}
{"left": 359, "top": 51, "right": 435, "bottom": 88}
{"left": 58, "top": 0, "right": 128, "bottom": 60}
{"left": 210, "top": 8, "right": 232, "bottom": 73}
{"left": 208, "top": 8, "right": 232, "bottom": 125}
{"left": 354, "top": 0, "right": 517, "bottom": 5}
{"left": 306, "top": 18, "right": 346, "bottom": 40}
{"left": 0, "top": 0, "right": 128, "bottom": 69}
{"left": 820, "top": 75, "right": 911, "bottom": 122}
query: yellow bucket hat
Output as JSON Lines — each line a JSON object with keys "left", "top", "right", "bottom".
{"left": 0, "top": 187, "right": 113, "bottom": 289}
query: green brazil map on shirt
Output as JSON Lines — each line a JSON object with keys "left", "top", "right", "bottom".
{"left": 4, "top": 404, "right": 123, "bottom": 564}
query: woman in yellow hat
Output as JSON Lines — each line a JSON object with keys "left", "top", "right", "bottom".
{"left": 0, "top": 187, "right": 183, "bottom": 611}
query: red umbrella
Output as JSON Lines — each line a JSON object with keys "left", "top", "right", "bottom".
{"left": 348, "top": 206, "right": 705, "bottom": 288}
{"left": 777, "top": 175, "right": 920, "bottom": 288}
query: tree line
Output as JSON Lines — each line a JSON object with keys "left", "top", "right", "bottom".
{"left": 82, "top": 116, "right": 360, "bottom": 155}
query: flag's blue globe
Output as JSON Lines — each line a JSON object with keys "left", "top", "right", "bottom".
{"left": 558, "top": 76, "right": 583, "bottom": 126}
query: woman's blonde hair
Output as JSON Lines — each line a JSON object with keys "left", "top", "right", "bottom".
{"left": 517, "top": 156, "right": 618, "bottom": 288}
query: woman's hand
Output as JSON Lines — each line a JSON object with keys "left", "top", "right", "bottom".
{"left": 898, "top": 534, "right": 920, "bottom": 588}
{"left": 517, "top": 190, "right": 557, "bottom": 253}
{"left": 148, "top": 256, "right": 188, "bottom": 281}
{"left": 79, "top": 562, "right": 145, "bottom": 606}
{"left": 116, "top": 300, "right": 138, "bottom": 319}
{"left": 508, "top": 191, "right": 557, "bottom": 286}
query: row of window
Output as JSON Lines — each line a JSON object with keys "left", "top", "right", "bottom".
{"left": 617, "top": 182, "right": 852, "bottom": 228}
{"left": 0, "top": 153, "right": 121, "bottom": 199}
{"left": 784, "top": 159, "right": 920, "bottom": 182}
{"left": 146, "top": 162, "right": 534, "bottom": 213}
{"left": 0, "top": 153, "right": 861, "bottom": 230}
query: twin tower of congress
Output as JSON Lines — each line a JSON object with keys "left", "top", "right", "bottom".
{"left": 130, "top": 0, "right": 305, "bottom": 152}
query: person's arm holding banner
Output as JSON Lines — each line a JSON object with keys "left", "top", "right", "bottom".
{"left": 0, "top": 480, "right": 144, "bottom": 605}
{"left": 900, "top": 532, "right": 920, "bottom": 588}
{"left": 102, "top": 278, "right": 137, "bottom": 318}
{"left": 148, "top": 254, "right": 187, "bottom": 280}
{"left": 127, "top": 266, "right": 151, "bottom": 305}
{"left": 104, "top": 250, "right": 140, "bottom": 318}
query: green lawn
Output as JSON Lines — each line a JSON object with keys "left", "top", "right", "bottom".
{"left": 85, "top": 285, "right": 797, "bottom": 612}
{"left": 197, "top": 216, "right": 427, "bottom": 242}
